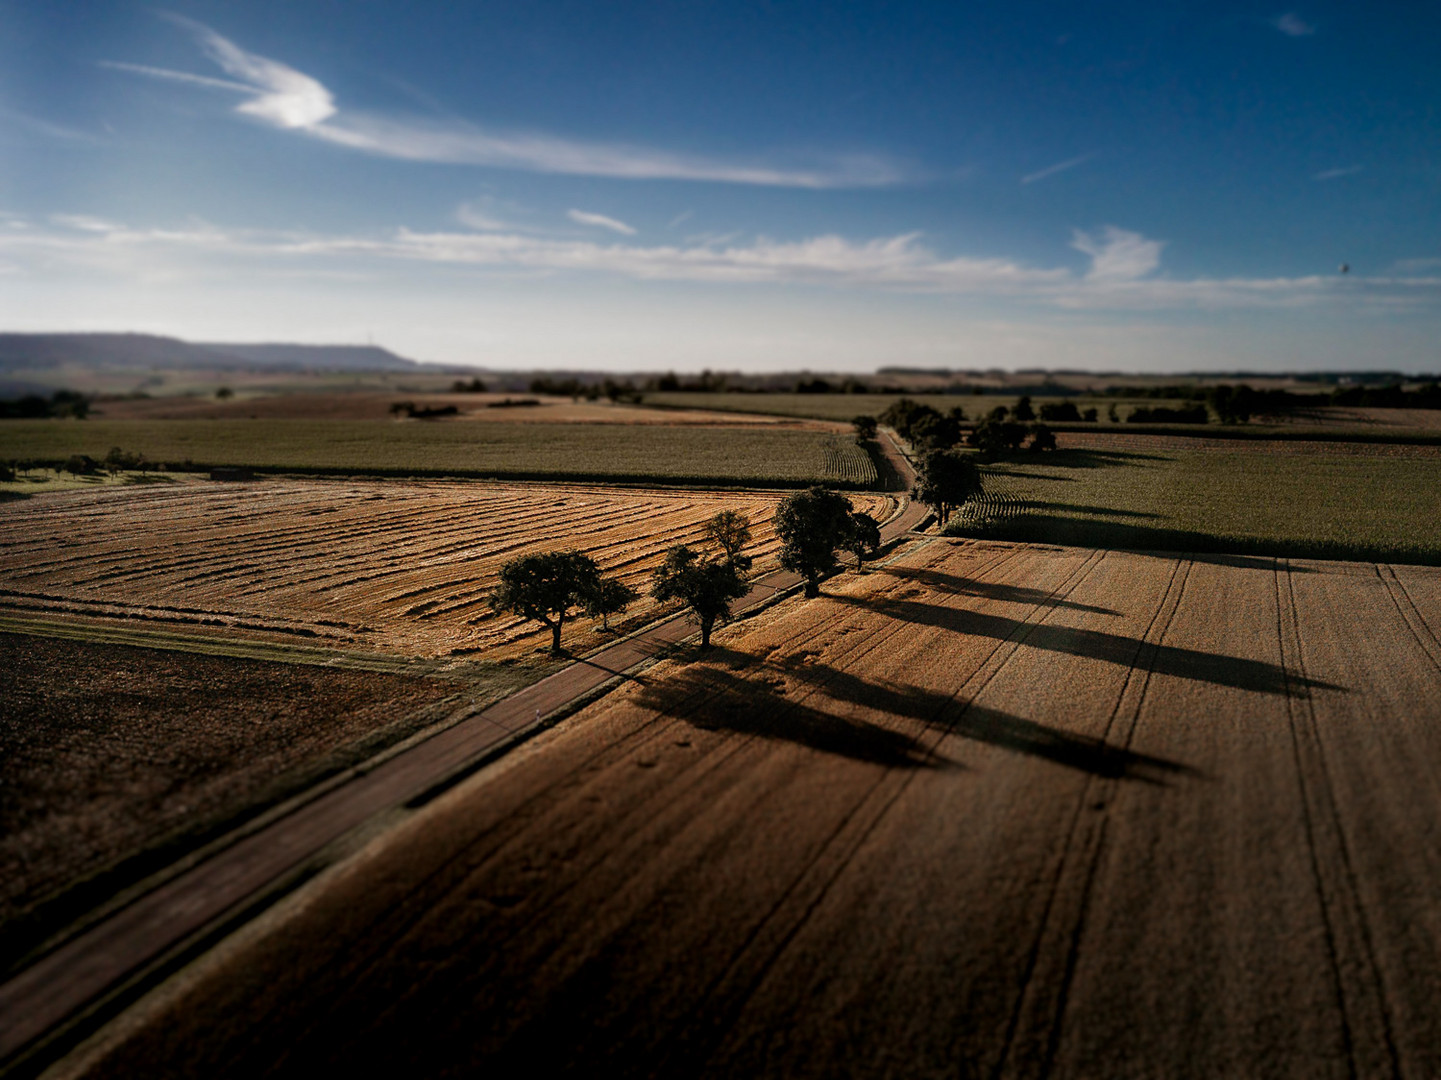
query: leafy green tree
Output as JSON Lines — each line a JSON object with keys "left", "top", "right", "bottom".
{"left": 584, "top": 576, "right": 639, "bottom": 632}
{"left": 701, "top": 510, "right": 754, "bottom": 571}
{"left": 1013, "top": 395, "right": 1036, "bottom": 422}
{"left": 967, "top": 418, "right": 1027, "bottom": 462}
{"left": 851, "top": 414, "right": 878, "bottom": 442}
{"left": 490, "top": 551, "right": 603, "bottom": 654}
{"left": 844, "top": 511, "right": 882, "bottom": 571}
{"left": 913, "top": 450, "right": 984, "bottom": 525}
{"left": 774, "top": 486, "right": 854, "bottom": 597}
{"left": 651, "top": 545, "right": 751, "bottom": 649}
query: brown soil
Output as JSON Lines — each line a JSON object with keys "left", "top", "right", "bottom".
{"left": 0, "top": 633, "right": 454, "bottom": 937}
{"left": 0, "top": 481, "right": 889, "bottom": 660}
{"left": 54, "top": 540, "right": 1441, "bottom": 1078}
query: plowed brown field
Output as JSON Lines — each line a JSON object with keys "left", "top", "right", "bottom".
{"left": 0, "top": 480, "right": 889, "bottom": 659}
{"left": 55, "top": 537, "right": 1441, "bottom": 1079}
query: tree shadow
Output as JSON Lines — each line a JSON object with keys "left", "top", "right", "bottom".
{"left": 632, "top": 653, "right": 954, "bottom": 771}
{"left": 637, "top": 648, "right": 1195, "bottom": 783}
{"left": 881, "top": 566, "right": 1120, "bottom": 616}
{"left": 986, "top": 448, "right": 1172, "bottom": 472}
{"left": 831, "top": 593, "right": 1344, "bottom": 698}
{"left": 1018, "top": 501, "right": 1162, "bottom": 520}
{"left": 949, "top": 513, "right": 1419, "bottom": 566}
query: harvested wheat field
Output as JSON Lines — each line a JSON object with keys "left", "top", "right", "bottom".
{"left": 56, "top": 538, "right": 1441, "bottom": 1079}
{"left": 0, "top": 480, "right": 890, "bottom": 659}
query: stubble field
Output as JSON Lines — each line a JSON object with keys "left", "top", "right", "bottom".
{"left": 54, "top": 536, "right": 1441, "bottom": 1078}
{"left": 0, "top": 479, "right": 888, "bottom": 660}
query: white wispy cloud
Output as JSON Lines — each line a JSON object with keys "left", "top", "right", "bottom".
{"left": 9, "top": 212, "right": 1438, "bottom": 313}
{"left": 568, "top": 210, "right": 637, "bottom": 236}
{"left": 1021, "top": 153, "right": 1094, "bottom": 185}
{"left": 1071, "top": 226, "right": 1163, "bottom": 282}
{"left": 668, "top": 210, "right": 694, "bottom": 230}
{"left": 1313, "top": 165, "right": 1363, "bottom": 181}
{"left": 1273, "top": 13, "right": 1316, "bottom": 36}
{"left": 0, "top": 107, "right": 107, "bottom": 144}
{"left": 106, "top": 19, "right": 902, "bottom": 187}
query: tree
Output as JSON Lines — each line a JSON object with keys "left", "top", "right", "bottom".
{"left": 490, "top": 551, "right": 603, "bottom": 654}
{"left": 968, "top": 417, "right": 1027, "bottom": 462}
{"left": 851, "top": 414, "right": 878, "bottom": 442}
{"left": 701, "top": 510, "right": 753, "bottom": 571}
{"left": 913, "top": 450, "right": 983, "bottom": 525}
{"left": 844, "top": 511, "right": 881, "bottom": 571}
{"left": 651, "top": 545, "right": 751, "bottom": 649}
{"left": 774, "top": 486, "right": 854, "bottom": 597}
{"left": 1013, "top": 395, "right": 1036, "bottom": 422}
{"left": 584, "top": 576, "right": 639, "bottom": 632}
{"left": 1028, "top": 422, "right": 1058, "bottom": 452}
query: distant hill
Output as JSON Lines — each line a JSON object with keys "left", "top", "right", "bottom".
{"left": 0, "top": 333, "right": 422, "bottom": 373}
{"left": 196, "top": 343, "right": 420, "bottom": 372}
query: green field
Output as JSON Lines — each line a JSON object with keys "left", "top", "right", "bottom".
{"left": 945, "top": 448, "right": 1441, "bottom": 565}
{"left": 0, "top": 419, "right": 878, "bottom": 488}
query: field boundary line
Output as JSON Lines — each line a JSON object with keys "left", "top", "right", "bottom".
{"left": 1276, "top": 560, "right": 1401, "bottom": 1078}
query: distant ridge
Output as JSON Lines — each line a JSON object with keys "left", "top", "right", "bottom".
{"left": 0, "top": 333, "right": 422, "bottom": 373}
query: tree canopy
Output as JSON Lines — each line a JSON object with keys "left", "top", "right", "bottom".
{"left": 845, "top": 511, "right": 882, "bottom": 571}
{"left": 774, "top": 486, "right": 855, "bottom": 597}
{"left": 651, "top": 545, "right": 751, "bottom": 649}
{"left": 701, "top": 510, "right": 753, "bottom": 571}
{"left": 913, "top": 450, "right": 984, "bottom": 525}
{"left": 490, "top": 550, "right": 603, "bottom": 654}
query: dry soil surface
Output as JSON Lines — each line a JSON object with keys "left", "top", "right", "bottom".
{"left": 52, "top": 538, "right": 1441, "bottom": 1079}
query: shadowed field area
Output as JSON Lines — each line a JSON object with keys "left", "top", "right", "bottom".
{"left": 52, "top": 539, "right": 1441, "bottom": 1079}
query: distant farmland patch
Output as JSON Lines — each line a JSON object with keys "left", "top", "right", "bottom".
{"left": 0, "top": 419, "right": 877, "bottom": 488}
{"left": 947, "top": 448, "right": 1441, "bottom": 564}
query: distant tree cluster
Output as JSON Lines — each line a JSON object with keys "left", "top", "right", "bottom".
{"left": 389, "top": 402, "right": 460, "bottom": 419}
{"left": 451, "top": 377, "right": 488, "bottom": 393}
{"left": 0, "top": 390, "right": 89, "bottom": 420}
{"left": 1037, "top": 401, "right": 1099, "bottom": 422}
{"left": 1125, "top": 404, "right": 1209, "bottom": 424}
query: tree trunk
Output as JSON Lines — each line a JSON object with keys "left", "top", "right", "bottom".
{"left": 550, "top": 615, "right": 564, "bottom": 654}
{"left": 700, "top": 615, "right": 714, "bottom": 649}
{"left": 803, "top": 577, "right": 820, "bottom": 598}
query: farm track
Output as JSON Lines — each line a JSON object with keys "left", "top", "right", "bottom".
{"left": 43, "top": 540, "right": 1441, "bottom": 1079}
{"left": 0, "top": 481, "right": 887, "bottom": 658}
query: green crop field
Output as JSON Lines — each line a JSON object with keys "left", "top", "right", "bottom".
{"left": 0, "top": 419, "right": 878, "bottom": 489}
{"left": 944, "top": 447, "right": 1441, "bottom": 565}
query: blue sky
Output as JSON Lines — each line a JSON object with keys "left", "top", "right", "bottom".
{"left": 1, "top": 1, "right": 1437, "bottom": 371}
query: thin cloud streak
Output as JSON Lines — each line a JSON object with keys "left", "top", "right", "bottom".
{"left": 1021, "top": 153, "right": 1094, "bottom": 184}
{"left": 1313, "top": 165, "right": 1363, "bottom": 181}
{"left": 1273, "top": 13, "right": 1316, "bottom": 36}
{"left": 568, "top": 210, "right": 637, "bottom": 235}
{"left": 109, "top": 19, "right": 902, "bottom": 187}
{"left": 8, "top": 213, "right": 1438, "bottom": 313}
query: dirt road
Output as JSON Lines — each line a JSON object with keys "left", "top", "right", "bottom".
{"left": 49, "top": 540, "right": 1441, "bottom": 1078}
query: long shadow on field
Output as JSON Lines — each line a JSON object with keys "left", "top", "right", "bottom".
{"left": 950, "top": 513, "right": 1417, "bottom": 567}
{"left": 881, "top": 566, "right": 1121, "bottom": 616}
{"left": 769, "top": 654, "right": 1197, "bottom": 783}
{"left": 831, "top": 593, "right": 1344, "bottom": 697}
{"left": 1019, "top": 501, "right": 1163, "bottom": 520}
{"left": 640, "top": 649, "right": 1193, "bottom": 782}
{"left": 633, "top": 653, "right": 953, "bottom": 771}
